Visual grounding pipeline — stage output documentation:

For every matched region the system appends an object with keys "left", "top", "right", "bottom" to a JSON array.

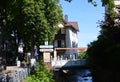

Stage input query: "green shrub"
[
  {"left": 78, "top": 52, "right": 87, "bottom": 59},
  {"left": 25, "top": 61, "right": 54, "bottom": 82}
]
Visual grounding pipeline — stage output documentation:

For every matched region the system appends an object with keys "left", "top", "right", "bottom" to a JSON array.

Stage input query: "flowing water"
[
  {"left": 54, "top": 68, "right": 92, "bottom": 82},
  {"left": 65, "top": 69, "right": 92, "bottom": 82}
]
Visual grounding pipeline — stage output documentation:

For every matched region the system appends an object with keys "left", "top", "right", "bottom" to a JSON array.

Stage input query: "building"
[
  {"left": 105, "top": 0, "right": 120, "bottom": 13},
  {"left": 105, "top": 0, "right": 120, "bottom": 25},
  {"left": 78, "top": 47, "right": 87, "bottom": 52},
  {"left": 114, "top": 0, "right": 120, "bottom": 14},
  {"left": 114, "top": 0, "right": 120, "bottom": 5},
  {"left": 54, "top": 16, "right": 79, "bottom": 59}
]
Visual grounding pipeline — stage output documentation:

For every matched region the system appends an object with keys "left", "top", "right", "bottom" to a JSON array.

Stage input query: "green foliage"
[
  {"left": 65, "top": 0, "right": 114, "bottom": 7},
  {"left": 1, "top": 0, "right": 63, "bottom": 52},
  {"left": 78, "top": 52, "right": 88, "bottom": 59},
  {"left": 25, "top": 61, "right": 55, "bottom": 82},
  {"left": 89, "top": 0, "right": 115, "bottom": 10},
  {"left": 87, "top": 13, "right": 120, "bottom": 70},
  {"left": 65, "top": 0, "right": 115, "bottom": 17},
  {"left": 44, "top": 0, "right": 63, "bottom": 44}
]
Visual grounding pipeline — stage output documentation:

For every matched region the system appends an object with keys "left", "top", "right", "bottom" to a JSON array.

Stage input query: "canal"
[{"left": 53, "top": 68, "right": 92, "bottom": 82}]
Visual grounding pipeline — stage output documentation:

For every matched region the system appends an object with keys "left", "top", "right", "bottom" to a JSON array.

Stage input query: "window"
[
  {"left": 61, "top": 40, "right": 65, "bottom": 47},
  {"left": 61, "top": 28, "right": 65, "bottom": 34},
  {"left": 58, "top": 40, "right": 61, "bottom": 47}
]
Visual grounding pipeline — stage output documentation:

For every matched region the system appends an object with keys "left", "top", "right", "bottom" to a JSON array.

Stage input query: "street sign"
[
  {"left": 39, "top": 45, "right": 53, "bottom": 49},
  {"left": 40, "top": 49, "right": 53, "bottom": 52}
]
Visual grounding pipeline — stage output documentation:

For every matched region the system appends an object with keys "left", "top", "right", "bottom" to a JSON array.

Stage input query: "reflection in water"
[{"left": 67, "top": 69, "right": 92, "bottom": 82}]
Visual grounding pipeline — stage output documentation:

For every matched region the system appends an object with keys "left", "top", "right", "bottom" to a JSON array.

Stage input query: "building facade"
[
  {"left": 54, "top": 18, "right": 79, "bottom": 59},
  {"left": 114, "top": 0, "right": 120, "bottom": 5},
  {"left": 114, "top": 0, "right": 120, "bottom": 14},
  {"left": 105, "top": 0, "right": 120, "bottom": 13}
]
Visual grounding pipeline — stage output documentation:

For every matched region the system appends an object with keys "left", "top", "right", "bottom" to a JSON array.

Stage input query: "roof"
[
  {"left": 78, "top": 47, "right": 87, "bottom": 52},
  {"left": 62, "top": 19, "right": 79, "bottom": 31}
]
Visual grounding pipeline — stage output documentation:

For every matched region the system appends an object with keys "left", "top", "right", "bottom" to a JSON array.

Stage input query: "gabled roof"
[
  {"left": 65, "top": 22, "right": 79, "bottom": 31},
  {"left": 62, "top": 19, "right": 79, "bottom": 31}
]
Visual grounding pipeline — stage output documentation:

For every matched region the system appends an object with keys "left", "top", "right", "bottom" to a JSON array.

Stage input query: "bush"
[
  {"left": 78, "top": 52, "right": 87, "bottom": 59},
  {"left": 24, "top": 61, "right": 54, "bottom": 82}
]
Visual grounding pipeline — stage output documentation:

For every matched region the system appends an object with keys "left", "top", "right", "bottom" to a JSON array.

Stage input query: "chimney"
[{"left": 64, "top": 14, "right": 68, "bottom": 22}]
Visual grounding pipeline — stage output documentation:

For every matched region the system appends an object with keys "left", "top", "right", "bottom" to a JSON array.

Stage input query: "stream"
[{"left": 54, "top": 68, "right": 92, "bottom": 82}]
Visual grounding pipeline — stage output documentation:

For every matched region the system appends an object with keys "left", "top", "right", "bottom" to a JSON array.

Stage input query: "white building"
[
  {"left": 114, "top": 0, "right": 120, "bottom": 5},
  {"left": 105, "top": 0, "right": 120, "bottom": 13},
  {"left": 54, "top": 17, "right": 79, "bottom": 59},
  {"left": 114, "top": 0, "right": 120, "bottom": 14}
]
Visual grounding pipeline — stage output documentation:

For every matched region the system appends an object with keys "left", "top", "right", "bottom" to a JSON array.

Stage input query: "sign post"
[{"left": 39, "top": 45, "right": 53, "bottom": 52}]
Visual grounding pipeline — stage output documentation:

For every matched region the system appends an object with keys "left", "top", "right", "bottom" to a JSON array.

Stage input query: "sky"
[{"left": 59, "top": 0, "right": 105, "bottom": 47}]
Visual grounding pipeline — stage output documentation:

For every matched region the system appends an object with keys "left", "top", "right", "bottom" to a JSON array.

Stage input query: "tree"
[
  {"left": 2, "top": 0, "right": 62, "bottom": 52},
  {"left": 87, "top": 10, "right": 120, "bottom": 82},
  {"left": 21, "top": 0, "right": 49, "bottom": 51},
  {"left": 65, "top": 0, "right": 115, "bottom": 17},
  {"left": 65, "top": 0, "right": 114, "bottom": 7},
  {"left": 44, "top": 0, "right": 62, "bottom": 44}
]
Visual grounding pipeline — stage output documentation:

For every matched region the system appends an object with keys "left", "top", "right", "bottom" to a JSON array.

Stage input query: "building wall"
[
  {"left": 114, "top": 0, "right": 120, "bottom": 5},
  {"left": 105, "top": 0, "right": 120, "bottom": 13},
  {"left": 65, "top": 27, "right": 78, "bottom": 58},
  {"left": 54, "top": 25, "right": 78, "bottom": 59},
  {"left": 54, "top": 40, "right": 57, "bottom": 48},
  {"left": 65, "top": 27, "right": 71, "bottom": 55}
]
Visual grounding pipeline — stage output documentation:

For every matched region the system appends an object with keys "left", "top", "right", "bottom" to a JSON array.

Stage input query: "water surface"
[{"left": 66, "top": 69, "right": 92, "bottom": 82}]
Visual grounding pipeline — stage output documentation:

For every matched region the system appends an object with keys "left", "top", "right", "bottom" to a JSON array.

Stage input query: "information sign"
[
  {"left": 40, "top": 49, "right": 53, "bottom": 52},
  {"left": 39, "top": 45, "right": 53, "bottom": 49},
  {"left": 43, "top": 52, "right": 50, "bottom": 62}
]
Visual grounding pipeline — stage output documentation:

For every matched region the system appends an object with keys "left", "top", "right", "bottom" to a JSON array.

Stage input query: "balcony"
[{"left": 55, "top": 34, "right": 65, "bottom": 40}]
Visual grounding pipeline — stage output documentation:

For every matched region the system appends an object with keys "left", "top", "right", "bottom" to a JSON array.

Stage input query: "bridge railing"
[
  {"left": 51, "top": 54, "right": 78, "bottom": 61},
  {"left": 51, "top": 59, "right": 86, "bottom": 69}
]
